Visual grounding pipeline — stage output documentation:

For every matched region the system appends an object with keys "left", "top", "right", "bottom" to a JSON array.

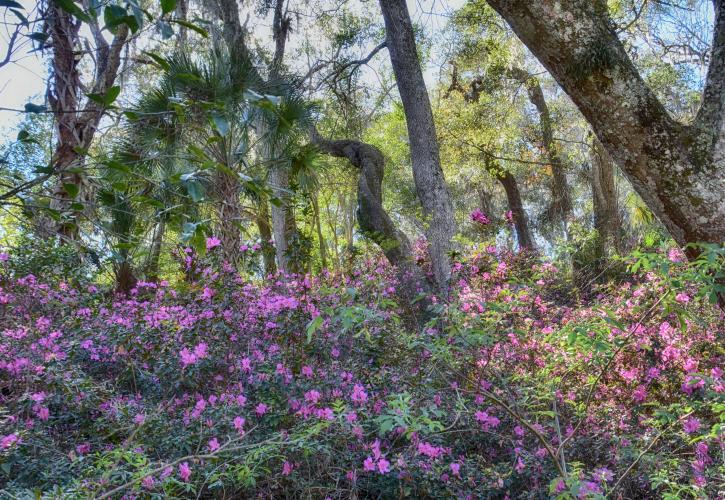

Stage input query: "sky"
[{"left": 0, "top": 0, "right": 464, "bottom": 138}]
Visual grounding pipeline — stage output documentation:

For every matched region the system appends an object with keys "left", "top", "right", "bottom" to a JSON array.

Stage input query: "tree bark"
[
  {"left": 213, "top": 169, "right": 242, "bottom": 266},
  {"left": 256, "top": 198, "right": 277, "bottom": 276},
  {"left": 311, "top": 192, "right": 328, "bottom": 270},
  {"left": 379, "top": 0, "right": 458, "bottom": 294},
  {"left": 487, "top": 0, "right": 725, "bottom": 256},
  {"left": 46, "top": 5, "right": 128, "bottom": 240},
  {"left": 145, "top": 216, "right": 166, "bottom": 281},
  {"left": 496, "top": 170, "right": 536, "bottom": 251},
  {"left": 313, "top": 129, "right": 433, "bottom": 318},
  {"left": 264, "top": 0, "right": 298, "bottom": 273},
  {"left": 590, "top": 137, "right": 621, "bottom": 255},
  {"left": 508, "top": 67, "right": 573, "bottom": 225}
]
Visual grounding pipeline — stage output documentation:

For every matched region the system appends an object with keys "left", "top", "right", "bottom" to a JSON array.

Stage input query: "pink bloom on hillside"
[
  {"left": 255, "top": 403, "right": 268, "bottom": 416},
  {"left": 141, "top": 475, "right": 155, "bottom": 489},
  {"left": 75, "top": 443, "right": 91, "bottom": 455},
  {"left": 417, "top": 441, "right": 445, "bottom": 459},
  {"left": 178, "top": 462, "right": 192, "bottom": 482},
  {"left": 179, "top": 348, "right": 197, "bottom": 368},
  {"left": 351, "top": 384, "right": 368, "bottom": 405},
  {"left": 233, "top": 416, "right": 245, "bottom": 433},
  {"left": 208, "top": 437, "right": 220, "bottom": 452},
  {"left": 632, "top": 385, "right": 647, "bottom": 403},
  {"left": 1, "top": 433, "right": 20, "bottom": 449},
  {"left": 282, "top": 461, "right": 293, "bottom": 476},
  {"left": 675, "top": 293, "right": 690, "bottom": 304},
  {"left": 450, "top": 462, "right": 461, "bottom": 476},
  {"left": 193, "top": 342, "right": 208, "bottom": 359},
  {"left": 363, "top": 456, "right": 376, "bottom": 472},
  {"left": 304, "top": 390, "right": 321, "bottom": 405},
  {"left": 475, "top": 411, "right": 500, "bottom": 430},
  {"left": 206, "top": 237, "right": 221, "bottom": 250},
  {"left": 470, "top": 208, "right": 490, "bottom": 225},
  {"left": 36, "top": 407, "right": 49, "bottom": 421},
  {"left": 683, "top": 417, "right": 701, "bottom": 434},
  {"left": 377, "top": 458, "right": 390, "bottom": 474}
]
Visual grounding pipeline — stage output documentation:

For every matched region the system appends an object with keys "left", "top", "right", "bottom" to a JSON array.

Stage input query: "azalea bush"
[{"left": 0, "top": 243, "right": 722, "bottom": 498}]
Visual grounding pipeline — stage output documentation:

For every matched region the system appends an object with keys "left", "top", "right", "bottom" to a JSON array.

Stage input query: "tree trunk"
[
  {"left": 487, "top": 0, "right": 725, "bottom": 256},
  {"left": 313, "top": 129, "right": 433, "bottom": 320},
  {"left": 145, "top": 216, "right": 166, "bottom": 281},
  {"left": 265, "top": 0, "right": 297, "bottom": 273},
  {"left": 268, "top": 166, "right": 299, "bottom": 273},
  {"left": 496, "top": 170, "right": 536, "bottom": 251},
  {"left": 311, "top": 192, "right": 328, "bottom": 270},
  {"left": 46, "top": 5, "right": 128, "bottom": 240},
  {"left": 213, "top": 169, "right": 242, "bottom": 266},
  {"left": 379, "top": 0, "right": 458, "bottom": 294},
  {"left": 256, "top": 199, "right": 277, "bottom": 276},
  {"left": 591, "top": 137, "right": 621, "bottom": 256},
  {"left": 508, "top": 67, "right": 573, "bottom": 225}
]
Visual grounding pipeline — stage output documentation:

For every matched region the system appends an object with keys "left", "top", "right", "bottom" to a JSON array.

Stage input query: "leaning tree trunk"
[
  {"left": 487, "top": 0, "right": 725, "bottom": 257},
  {"left": 591, "top": 137, "right": 621, "bottom": 256},
  {"left": 46, "top": 5, "right": 128, "bottom": 240},
  {"left": 313, "top": 129, "right": 434, "bottom": 320},
  {"left": 379, "top": 0, "right": 458, "bottom": 294},
  {"left": 508, "top": 67, "right": 573, "bottom": 226},
  {"left": 496, "top": 170, "right": 536, "bottom": 251}
]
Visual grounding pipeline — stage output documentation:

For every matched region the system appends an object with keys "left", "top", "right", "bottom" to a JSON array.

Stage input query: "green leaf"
[
  {"left": 27, "top": 32, "right": 49, "bottom": 43},
  {"left": 17, "top": 130, "right": 31, "bottom": 142},
  {"left": 55, "top": 0, "right": 92, "bottom": 22},
  {"left": 185, "top": 180, "right": 204, "bottom": 202},
  {"left": 103, "top": 4, "right": 129, "bottom": 32},
  {"left": 104, "top": 160, "right": 131, "bottom": 173},
  {"left": 141, "top": 51, "right": 170, "bottom": 71},
  {"left": 211, "top": 111, "right": 230, "bottom": 136},
  {"left": 87, "top": 85, "right": 120, "bottom": 107},
  {"left": 0, "top": 0, "right": 23, "bottom": 9},
  {"left": 170, "top": 18, "right": 208, "bottom": 37},
  {"left": 305, "top": 315, "right": 323, "bottom": 343},
  {"left": 11, "top": 7, "right": 27, "bottom": 24},
  {"left": 63, "top": 183, "right": 80, "bottom": 198},
  {"left": 33, "top": 165, "right": 54, "bottom": 174},
  {"left": 24, "top": 102, "right": 47, "bottom": 113},
  {"left": 158, "top": 20, "right": 174, "bottom": 39},
  {"left": 160, "top": 0, "right": 176, "bottom": 15}
]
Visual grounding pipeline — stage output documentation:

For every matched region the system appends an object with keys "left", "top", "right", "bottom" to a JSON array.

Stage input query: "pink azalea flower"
[
  {"left": 675, "top": 293, "right": 690, "bottom": 304},
  {"left": 206, "top": 237, "right": 221, "bottom": 250},
  {"left": 470, "top": 208, "right": 490, "bottom": 225},
  {"left": 351, "top": 384, "right": 368, "bottom": 405},
  {"left": 282, "top": 461, "right": 293, "bottom": 476},
  {"left": 208, "top": 437, "right": 220, "bottom": 452},
  {"left": 178, "top": 462, "right": 192, "bottom": 482},
  {"left": 1, "top": 433, "right": 20, "bottom": 449},
  {"left": 255, "top": 403, "right": 268, "bottom": 416},
  {"left": 233, "top": 416, "right": 245, "bottom": 433},
  {"left": 363, "top": 456, "right": 376, "bottom": 472},
  {"left": 683, "top": 417, "right": 701, "bottom": 434},
  {"left": 141, "top": 475, "right": 155, "bottom": 489}
]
